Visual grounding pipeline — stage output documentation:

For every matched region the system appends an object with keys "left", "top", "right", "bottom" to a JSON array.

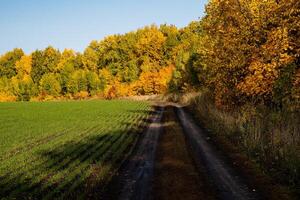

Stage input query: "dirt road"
[
  {"left": 107, "top": 104, "right": 260, "bottom": 200},
  {"left": 152, "top": 106, "right": 216, "bottom": 200}
]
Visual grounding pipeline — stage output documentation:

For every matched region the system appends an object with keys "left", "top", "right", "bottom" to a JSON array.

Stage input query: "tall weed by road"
[{"left": 187, "top": 92, "right": 300, "bottom": 189}]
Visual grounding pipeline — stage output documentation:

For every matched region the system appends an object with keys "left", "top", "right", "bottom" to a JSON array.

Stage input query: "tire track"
[
  {"left": 116, "top": 106, "right": 164, "bottom": 200},
  {"left": 175, "top": 106, "right": 260, "bottom": 200}
]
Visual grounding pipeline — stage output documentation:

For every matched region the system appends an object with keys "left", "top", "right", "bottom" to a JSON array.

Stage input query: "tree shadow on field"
[
  {"left": 102, "top": 105, "right": 164, "bottom": 200},
  {"left": 0, "top": 109, "right": 153, "bottom": 200}
]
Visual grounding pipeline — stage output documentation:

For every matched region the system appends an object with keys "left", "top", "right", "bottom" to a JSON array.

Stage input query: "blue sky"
[{"left": 0, "top": 0, "right": 207, "bottom": 54}]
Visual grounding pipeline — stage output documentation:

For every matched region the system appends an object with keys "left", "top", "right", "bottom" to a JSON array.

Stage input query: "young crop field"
[{"left": 0, "top": 100, "right": 151, "bottom": 199}]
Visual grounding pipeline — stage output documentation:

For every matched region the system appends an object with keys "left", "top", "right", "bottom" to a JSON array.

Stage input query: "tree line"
[
  {"left": 0, "top": 0, "right": 299, "bottom": 111},
  {"left": 0, "top": 24, "right": 188, "bottom": 101}
]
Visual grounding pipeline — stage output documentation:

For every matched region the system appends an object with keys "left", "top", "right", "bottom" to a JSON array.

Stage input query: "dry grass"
[{"left": 167, "top": 91, "right": 300, "bottom": 195}]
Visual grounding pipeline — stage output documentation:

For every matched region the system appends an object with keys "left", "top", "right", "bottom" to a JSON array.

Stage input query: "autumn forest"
[{"left": 0, "top": 0, "right": 299, "bottom": 109}]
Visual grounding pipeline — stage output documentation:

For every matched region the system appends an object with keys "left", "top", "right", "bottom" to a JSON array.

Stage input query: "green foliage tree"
[
  {"left": 83, "top": 41, "right": 101, "bottom": 71},
  {"left": 0, "top": 48, "right": 24, "bottom": 78},
  {"left": 67, "top": 70, "right": 87, "bottom": 95},
  {"left": 160, "top": 24, "right": 180, "bottom": 65},
  {"left": 39, "top": 73, "right": 61, "bottom": 97},
  {"left": 86, "top": 71, "right": 101, "bottom": 95},
  {"left": 11, "top": 76, "right": 36, "bottom": 101},
  {"left": 120, "top": 60, "right": 139, "bottom": 83},
  {"left": 31, "top": 46, "right": 61, "bottom": 85},
  {"left": 56, "top": 49, "right": 77, "bottom": 94},
  {"left": 30, "top": 50, "right": 45, "bottom": 84}
]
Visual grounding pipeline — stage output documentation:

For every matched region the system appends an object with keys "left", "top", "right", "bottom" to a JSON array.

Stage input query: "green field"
[{"left": 0, "top": 100, "right": 151, "bottom": 199}]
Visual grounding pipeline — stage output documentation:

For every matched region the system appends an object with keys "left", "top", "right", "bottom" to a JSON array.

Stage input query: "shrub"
[
  {"left": 0, "top": 92, "right": 17, "bottom": 102},
  {"left": 74, "top": 91, "right": 89, "bottom": 100}
]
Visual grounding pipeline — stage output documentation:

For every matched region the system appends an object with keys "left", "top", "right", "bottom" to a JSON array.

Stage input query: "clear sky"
[{"left": 0, "top": 0, "right": 208, "bottom": 54}]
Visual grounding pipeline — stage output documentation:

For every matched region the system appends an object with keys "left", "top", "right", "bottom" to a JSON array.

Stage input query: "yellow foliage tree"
[
  {"left": 136, "top": 25, "right": 166, "bottom": 71},
  {"left": 134, "top": 66, "right": 174, "bottom": 95},
  {"left": 15, "top": 55, "right": 32, "bottom": 78},
  {"left": 56, "top": 49, "right": 76, "bottom": 72},
  {"left": 201, "top": 0, "right": 300, "bottom": 106}
]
